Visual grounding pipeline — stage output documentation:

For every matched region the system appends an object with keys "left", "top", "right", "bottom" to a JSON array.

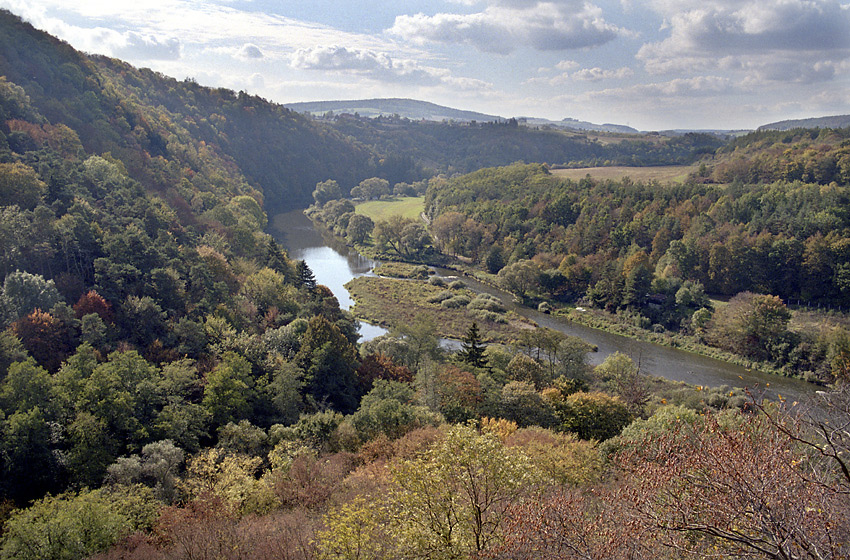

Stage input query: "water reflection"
[{"left": 269, "top": 209, "right": 387, "bottom": 340}]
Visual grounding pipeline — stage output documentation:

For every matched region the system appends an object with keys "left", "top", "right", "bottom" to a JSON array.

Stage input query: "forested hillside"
[
  {"left": 0, "top": 9, "right": 848, "bottom": 560},
  {"left": 710, "top": 127, "right": 850, "bottom": 186},
  {"left": 423, "top": 158, "right": 850, "bottom": 379},
  {"left": 319, "top": 114, "right": 723, "bottom": 174},
  {"left": 0, "top": 10, "right": 379, "bottom": 212}
]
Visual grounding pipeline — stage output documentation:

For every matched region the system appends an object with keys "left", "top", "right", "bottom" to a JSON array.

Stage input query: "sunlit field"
[
  {"left": 355, "top": 196, "right": 425, "bottom": 221},
  {"left": 551, "top": 165, "right": 698, "bottom": 183}
]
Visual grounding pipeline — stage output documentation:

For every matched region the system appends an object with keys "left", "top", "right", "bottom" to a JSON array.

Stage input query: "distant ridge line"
[
  {"left": 758, "top": 114, "right": 850, "bottom": 131},
  {"left": 283, "top": 98, "right": 503, "bottom": 123}
]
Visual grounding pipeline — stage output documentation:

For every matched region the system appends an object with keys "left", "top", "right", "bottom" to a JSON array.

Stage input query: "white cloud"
[
  {"left": 289, "top": 46, "right": 432, "bottom": 85},
  {"left": 555, "top": 59, "right": 580, "bottom": 71},
  {"left": 249, "top": 73, "right": 264, "bottom": 89},
  {"left": 239, "top": 44, "right": 264, "bottom": 59},
  {"left": 526, "top": 62, "right": 633, "bottom": 84},
  {"left": 639, "top": 0, "right": 850, "bottom": 83},
  {"left": 1, "top": 0, "right": 401, "bottom": 54},
  {"left": 389, "top": 1, "right": 625, "bottom": 54},
  {"left": 572, "top": 66, "right": 634, "bottom": 81},
  {"left": 113, "top": 31, "right": 182, "bottom": 60},
  {"left": 289, "top": 45, "right": 492, "bottom": 90},
  {"left": 584, "top": 76, "right": 733, "bottom": 100}
]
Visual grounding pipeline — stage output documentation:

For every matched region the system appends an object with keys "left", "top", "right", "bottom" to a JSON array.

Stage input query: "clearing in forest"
[
  {"left": 355, "top": 196, "right": 425, "bottom": 221},
  {"left": 551, "top": 165, "right": 698, "bottom": 183}
]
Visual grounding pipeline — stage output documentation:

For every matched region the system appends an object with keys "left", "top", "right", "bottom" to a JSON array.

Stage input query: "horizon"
[{"left": 2, "top": 1, "right": 849, "bottom": 131}]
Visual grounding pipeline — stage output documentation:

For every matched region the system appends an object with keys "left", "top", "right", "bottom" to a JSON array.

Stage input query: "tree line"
[{"left": 423, "top": 162, "right": 850, "bottom": 381}]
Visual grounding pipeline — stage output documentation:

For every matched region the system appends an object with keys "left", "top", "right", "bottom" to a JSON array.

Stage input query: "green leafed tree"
[
  {"left": 346, "top": 212, "right": 374, "bottom": 244},
  {"left": 390, "top": 423, "right": 546, "bottom": 559},
  {"left": 295, "top": 315, "right": 360, "bottom": 413},
  {"left": 0, "top": 162, "right": 46, "bottom": 210},
  {"left": 708, "top": 291, "right": 792, "bottom": 361},
  {"left": 0, "top": 487, "right": 159, "bottom": 560},
  {"left": 313, "top": 179, "right": 342, "bottom": 205},
  {"left": 202, "top": 351, "right": 255, "bottom": 428}
]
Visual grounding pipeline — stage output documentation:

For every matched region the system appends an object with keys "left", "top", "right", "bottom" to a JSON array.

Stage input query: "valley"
[{"left": 0, "top": 8, "right": 848, "bottom": 559}]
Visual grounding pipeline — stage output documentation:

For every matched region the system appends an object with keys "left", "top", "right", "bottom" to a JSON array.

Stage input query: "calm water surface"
[
  {"left": 269, "top": 209, "right": 387, "bottom": 340},
  {"left": 270, "top": 209, "right": 816, "bottom": 403}
]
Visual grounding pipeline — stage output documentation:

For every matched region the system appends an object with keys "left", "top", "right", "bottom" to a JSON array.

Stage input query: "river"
[{"left": 270, "top": 209, "right": 816, "bottom": 403}]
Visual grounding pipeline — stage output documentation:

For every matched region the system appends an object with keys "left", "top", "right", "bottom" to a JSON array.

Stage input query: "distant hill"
[
  {"left": 520, "top": 116, "right": 638, "bottom": 134},
  {"left": 758, "top": 115, "right": 850, "bottom": 131},
  {"left": 285, "top": 98, "right": 502, "bottom": 123},
  {"left": 286, "top": 98, "right": 639, "bottom": 134},
  {"left": 322, "top": 116, "right": 724, "bottom": 174}
]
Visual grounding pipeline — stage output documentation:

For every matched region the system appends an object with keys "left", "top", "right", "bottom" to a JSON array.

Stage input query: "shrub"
[
  {"left": 470, "top": 309, "right": 508, "bottom": 324},
  {"left": 427, "top": 290, "right": 454, "bottom": 303},
  {"left": 467, "top": 296, "right": 506, "bottom": 313},
  {"left": 441, "top": 295, "right": 471, "bottom": 308}
]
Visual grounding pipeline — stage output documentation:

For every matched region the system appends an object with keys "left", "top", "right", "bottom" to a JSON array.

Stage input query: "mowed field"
[
  {"left": 355, "top": 196, "right": 425, "bottom": 221},
  {"left": 551, "top": 165, "right": 698, "bottom": 183}
]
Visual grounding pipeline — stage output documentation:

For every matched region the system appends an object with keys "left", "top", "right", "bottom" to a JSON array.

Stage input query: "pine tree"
[
  {"left": 295, "top": 260, "right": 317, "bottom": 290},
  {"left": 265, "top": 239, "right": 292, "bottom": 280},
  {"left": 458, "top": 322, "right": 487, "bottom": 368}
]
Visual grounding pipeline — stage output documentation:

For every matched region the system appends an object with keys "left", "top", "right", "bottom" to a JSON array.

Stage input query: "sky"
[{"left": 2, "top": 0, "right": 849, "bottom": 130}]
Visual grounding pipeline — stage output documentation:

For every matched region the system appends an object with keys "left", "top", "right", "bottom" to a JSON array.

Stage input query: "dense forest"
[
  {"left": 417, "top": 159, "right": 850, "bottom": 380},
  {"left": 314, "top": 113, "right": 724, "bottom": 174},
  {"left": 0, "top": 9, "right": 849, "bottom": 560}
]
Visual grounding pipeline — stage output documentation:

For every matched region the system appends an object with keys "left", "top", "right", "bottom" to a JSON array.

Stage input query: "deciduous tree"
[{"left": 390, "top": 424, "right": 546, "bottom": 559}]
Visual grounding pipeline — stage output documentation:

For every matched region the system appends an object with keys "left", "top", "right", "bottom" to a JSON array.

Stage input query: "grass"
[
  {"left": 789, "top": 307, "right": 850, "bottom": 339},
  {"left": 551, "top": 165, "right": 698, "bottom": 184},
  {"left": 373, "top": 262, "right": 430, "bottom": 279},
  {"left": 355, "top": 196, "right": 425, "bottom": 221},
  {"left": 345, "top": 276, "right": 536, "bottom": 343}
]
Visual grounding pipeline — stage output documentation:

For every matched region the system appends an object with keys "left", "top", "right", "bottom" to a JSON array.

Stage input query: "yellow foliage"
[
  {"left": 480, "top": 417, "right": 518, "bottom": 441},
  {"left": 315, "top": 496, "right": 391, "bottom": 560},
  {"left": 181, "top": 448, "right": 279, "bottom": 516}
]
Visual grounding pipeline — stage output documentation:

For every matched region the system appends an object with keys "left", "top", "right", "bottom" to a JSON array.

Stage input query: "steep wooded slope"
[{"left": 0, "top": 9, "right": 377, "bottom": 211}]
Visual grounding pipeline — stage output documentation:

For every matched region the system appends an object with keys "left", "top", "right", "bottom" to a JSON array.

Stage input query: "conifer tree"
[
  {"left": 295, "top": 260, "right": 317, "bottom": 290},
  {"left": 458, "top": 322, "right": 487, "bottom": 368}
]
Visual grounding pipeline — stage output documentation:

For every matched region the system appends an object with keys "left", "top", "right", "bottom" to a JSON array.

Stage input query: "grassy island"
[{"left": 345, "top": 273, "right": 536, "bottom": 343}]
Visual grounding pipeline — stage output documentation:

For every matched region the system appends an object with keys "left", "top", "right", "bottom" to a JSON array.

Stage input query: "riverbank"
[
  {"left": 271, "top": 208, "right": 818, "bottom": 402},
  {"left": 301, "top": 208, "right": 796, "bottom": 376},
  {"left": 556, "top": 307, "right": 795, "bottom": 378},
  {"left": 345, "top": 268, "right": 537, "bottom": 344}
]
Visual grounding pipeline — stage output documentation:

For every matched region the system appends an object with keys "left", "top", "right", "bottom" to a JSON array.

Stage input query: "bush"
[
  {"left": 554, "top": 391, "right": 633, "bottom": 441},
  {"left": 441, "top": 295, "right": 471, "bottom": 309},
  {"left": 427, "top": 290, "right": 454, "bottom": 303},
  {"left": 467, "top": 296, "right": 506, "bottom": 313},
  {"left": 470, "top": 309, "right": 508, "bottom": 324}
]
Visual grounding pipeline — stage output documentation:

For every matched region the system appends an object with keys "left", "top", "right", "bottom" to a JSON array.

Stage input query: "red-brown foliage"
[
  {"left": 391, "top": 425, "right": 444, "bottom": 459},
  {"left": 356, "top": 352, "right": 414, "bottom": 392},
  {"left": 273, "top": 452, "right": 359, "bottom": 510},
  {"left": 12, "top": 308, "right": 73, "bottom": 371},
  {"left": 485, "top": 486, "right": 657, "bottom": 560},
  {"left": 616, "top": 412, "right": 849, "bottom": 558},
  {"left": 73, "top": 290, "right": 113, "bottom": 322},
  {"left": 436, "top": 364, "right": 482, "bottom": 422},
  {"left": 92, "top": 495, "right": 319, "bottom": 560}
]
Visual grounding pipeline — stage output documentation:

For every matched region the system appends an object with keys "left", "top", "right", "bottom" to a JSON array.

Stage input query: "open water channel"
[{"left": 270, "top": 209, "right": 817, "bottom": 404}]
